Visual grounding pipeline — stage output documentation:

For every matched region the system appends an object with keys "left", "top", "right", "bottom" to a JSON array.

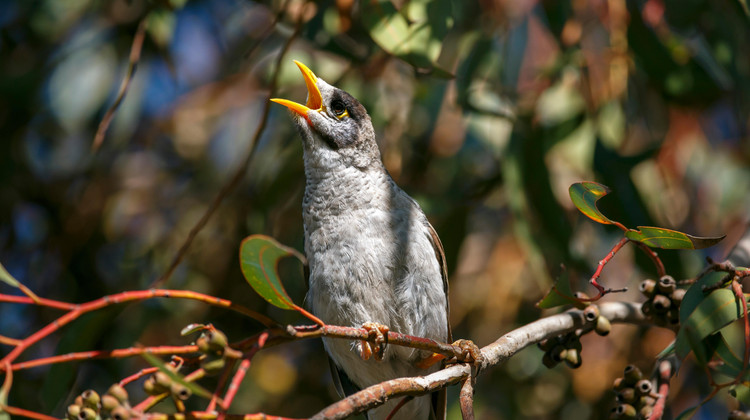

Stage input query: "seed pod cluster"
[
  {"left": 142, "top": 364, "right": 193, "bottom": 401},
  {"left": 538, "top": 331, "right": 584, "bottom": 369},
  {"left": 66, "top": 385, "right": 131, "bottom": 420},
  {"left": 195, "top": 327, "right": 229, "bottom": 376},
  {"left": 639, "top": 275, "right": 685, "bottom": 327},
  {"left": 610, "top": 365, "right": 656, "bottom": 419}
]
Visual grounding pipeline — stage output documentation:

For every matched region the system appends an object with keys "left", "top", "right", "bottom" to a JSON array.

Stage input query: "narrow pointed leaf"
[
  {"left": 239, "top": 234, "right": 305, "bottom": 310},
  {"left": 675, "top": 288, "right": 742, "bottom": 361},
  {"left": 537, "top": 270, "right": 580, "bottom": 309},
  {"left": 0, "top": 262, "right": 20, "bottom": 288},
  {"left": 141, "top": 352, "right": 212, "bottom": 399},
  {"left": 180, "top": 323, "right": 207, "bottom": 336},
  {"left": 625, "top": 226, "right": 725, "bottom": 249},
  {"left": 568, "top": 182, "right": 616, "bottom": 225}
]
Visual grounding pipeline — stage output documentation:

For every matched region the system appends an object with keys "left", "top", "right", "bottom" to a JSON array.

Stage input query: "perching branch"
[{"left": 310, "top": 302, "right": 646, "bottom": 419}]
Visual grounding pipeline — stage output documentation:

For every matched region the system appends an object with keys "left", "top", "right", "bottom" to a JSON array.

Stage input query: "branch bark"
[{"left": 311, "top": 301, "right": 646, "bottom": 419}]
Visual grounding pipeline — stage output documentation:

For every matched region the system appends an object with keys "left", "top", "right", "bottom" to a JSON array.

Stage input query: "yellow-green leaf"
[
  {"left": 568, "top": 182, "right": 616, "bottom": 225},
  {"left": 625, "top": 226, "right": 725, "bottom": 249},
  {"left": 0, "top": 262, "right": 20, "bottom": 288},
  {"left": 239, "top": 234, "right": 304, "bottom": 310}
]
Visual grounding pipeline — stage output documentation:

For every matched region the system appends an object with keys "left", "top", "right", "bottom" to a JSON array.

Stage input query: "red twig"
[
  {"left": 120, "top": 366, "right": 158, "bottom": 386},
  {"left": 635, "top": 241, "right": 667, "bottom": 277},
  {"left": 10, "top": 345, "right": 198, "bottom": 371},
  {"left": 648, "top": 360, "right": 674, "bottom": 420},
  {"left": 92, "top": 17, "right": 147, "bottom": 151},
  {"left": 731, "top": 278, "right": 749, "bottom": 377},
  {"left": 207, "top": 358, "right": 236, "bottom": 412},
  {"left": 0, "top": 405, "right": 60, "bottom": 420},
  {"left": 0, "top": 335, "right": 21, "bottom": 346},
  {"left": 0, "top": 293, "right": 77, "bottom": 311},
  {"left": 0, "top": 289, "right": 276, "bottom": 369},
  {"left": 578, "top": 237, "right": 629, "bottom": 301},
  {"left": 221, "top": 332, "right": 267, "bottom": 410}
]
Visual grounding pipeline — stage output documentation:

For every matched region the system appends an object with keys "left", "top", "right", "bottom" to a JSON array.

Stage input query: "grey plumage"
[{"left": 273, "top": 62, "right": 450, "bottom": 420}]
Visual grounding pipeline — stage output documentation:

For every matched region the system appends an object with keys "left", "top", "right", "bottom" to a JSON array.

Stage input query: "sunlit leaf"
[
  {"left": 625, "top": 226, "right": 725, "bottom": 249},
  {"left": 730, "top": 384, "right": 750, "bottom": 406},
  {"left": 239, "top": 234, "right": 305, "bottom": 310},
  {"left": 141, "top": 352, "right": 212, "bottom": 399},
  {"left": 675, "top": 288, "right": 742, "bottom": 361},
  {"left": 360, "top": 0, "right": 453, "bottom": 77},
  {"left": 180, "top": 324, "right": 207, "bottom": 336},
  {"left": 0, "top": 262, "right": 20, "bottom": 288},
  {"left": 568, "top": 182, "right": 616, "bottom": 225},
  {"left": 537, "top": 270, "right": 580, "bottom": 309}
]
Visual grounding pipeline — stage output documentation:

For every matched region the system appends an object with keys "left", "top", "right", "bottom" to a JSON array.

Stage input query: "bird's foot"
[
  {"left": 451, "top": 339, "right": 484, "bottom": 366},
  {"left": 359, "top": 322, "right": 390, "bottom": 361}
]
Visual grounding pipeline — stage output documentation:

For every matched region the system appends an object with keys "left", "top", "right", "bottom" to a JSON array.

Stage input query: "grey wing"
[
  {"left": 426, "top": 220, "right": 450, "bottom": 420},
  {"left": 329, "top": 356, "right": 360, "bottom": 398}
]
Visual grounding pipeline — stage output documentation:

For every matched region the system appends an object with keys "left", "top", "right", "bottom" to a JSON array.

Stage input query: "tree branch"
[{"left": 311, "top": 302, "right": 646, "bottom": 419}]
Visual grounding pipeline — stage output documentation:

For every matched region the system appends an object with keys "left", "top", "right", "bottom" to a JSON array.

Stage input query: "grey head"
[{"left": 271, "top": 61, "right": 381, "bottom": 171}]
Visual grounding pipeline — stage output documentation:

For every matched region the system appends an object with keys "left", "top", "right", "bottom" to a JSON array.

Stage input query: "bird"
[{"left": 271, "top": 61, "right": 452, "bottom": 420}]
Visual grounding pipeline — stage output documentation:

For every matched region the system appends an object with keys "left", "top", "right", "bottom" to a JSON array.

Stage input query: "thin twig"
[
  {"left": 149, "top": 23, "right": 301, "bottom": 289},
  {"left": 9, "top": 345, "right": 198, "bottom": 371},
  {"left": 0, "top": 289, "right": 277, "bottom": 369},
  {"left": 92, "top": 17, "right": 148, "bottom": 151}
]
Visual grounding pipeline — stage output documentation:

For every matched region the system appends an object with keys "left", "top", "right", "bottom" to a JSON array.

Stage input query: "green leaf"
[
  {"left": 0, "top": 262, "right": 20, "bottom": 288},
  {"left": 239, "top": 235, "right": 305, "bottom": 310},
  {"left": 568, "top": 182, "right": 616, "bottom": 225},
  {"left": 360, "top": 0, "right": 454, "bottom": 77},
  {"left": 711, "top": 327, "right": 744, "bottom": 378},
  {"left": 675, "top": 288, "right": 743, "bottom": 361},
  {"left": 679, "top": 272, "right": 728, "bottom": 325},
  {"left": 656, "top": 340, "right": 675, "bottom": 359},
  {"left": 537, "top": 270, "right": 580, "bottom": 309},
  {"left": 141, "top": 352, "right": 212, "bottom": 399},
  {"left": 730, "top": 384, "right": 750, "bottom": 406},
  {"left": 625, "top": 226, "right": 725, "bottom": 249}
]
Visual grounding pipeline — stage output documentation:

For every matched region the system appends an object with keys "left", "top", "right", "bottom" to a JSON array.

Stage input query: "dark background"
[{"left": 1, "top": 0, "right": 749, "bottom": 418}]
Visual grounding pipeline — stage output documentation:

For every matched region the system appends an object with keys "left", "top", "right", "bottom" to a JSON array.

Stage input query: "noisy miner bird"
[{"left": 271, "top": 61, "right": 452, "bottom": 420}]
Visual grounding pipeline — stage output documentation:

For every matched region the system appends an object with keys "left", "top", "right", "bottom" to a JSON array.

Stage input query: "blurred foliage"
[{"left": 1, "top": 0, "right": 749, "bottom": 418}]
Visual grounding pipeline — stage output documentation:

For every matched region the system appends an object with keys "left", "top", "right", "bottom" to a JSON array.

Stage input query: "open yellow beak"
[{"left": 270, "top": 61, "right": 323, "bottom": 119}]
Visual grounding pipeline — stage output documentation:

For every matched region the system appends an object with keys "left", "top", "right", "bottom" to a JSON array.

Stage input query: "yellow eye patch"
[{"left": 335, "top": 109, "right": 349, "bottom": 119}]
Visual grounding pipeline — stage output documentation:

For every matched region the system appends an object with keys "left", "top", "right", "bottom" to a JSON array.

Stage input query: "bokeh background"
[{"left": 1, "top": 0, "right": 750, "bottom": 418}]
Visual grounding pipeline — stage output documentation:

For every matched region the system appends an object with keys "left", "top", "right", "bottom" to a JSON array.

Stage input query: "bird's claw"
[
  {"left": 359, "top": 322, "right": 390, "bottom": 361},
  {"left": 451, "top": 339, "right": 484, "bottom": 366}
]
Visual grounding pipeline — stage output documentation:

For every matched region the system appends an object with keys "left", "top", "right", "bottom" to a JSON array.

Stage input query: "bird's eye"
[{"left": 330, "top": 100, "right": 348, "bottom": 119}]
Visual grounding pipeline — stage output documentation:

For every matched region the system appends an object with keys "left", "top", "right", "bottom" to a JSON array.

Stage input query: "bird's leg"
[
  {"left": 359, "top": 322, "right": 389, "bottom": 361},
  {"left": 452, "top": 339, "right": 484, "bottom": 366}
]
